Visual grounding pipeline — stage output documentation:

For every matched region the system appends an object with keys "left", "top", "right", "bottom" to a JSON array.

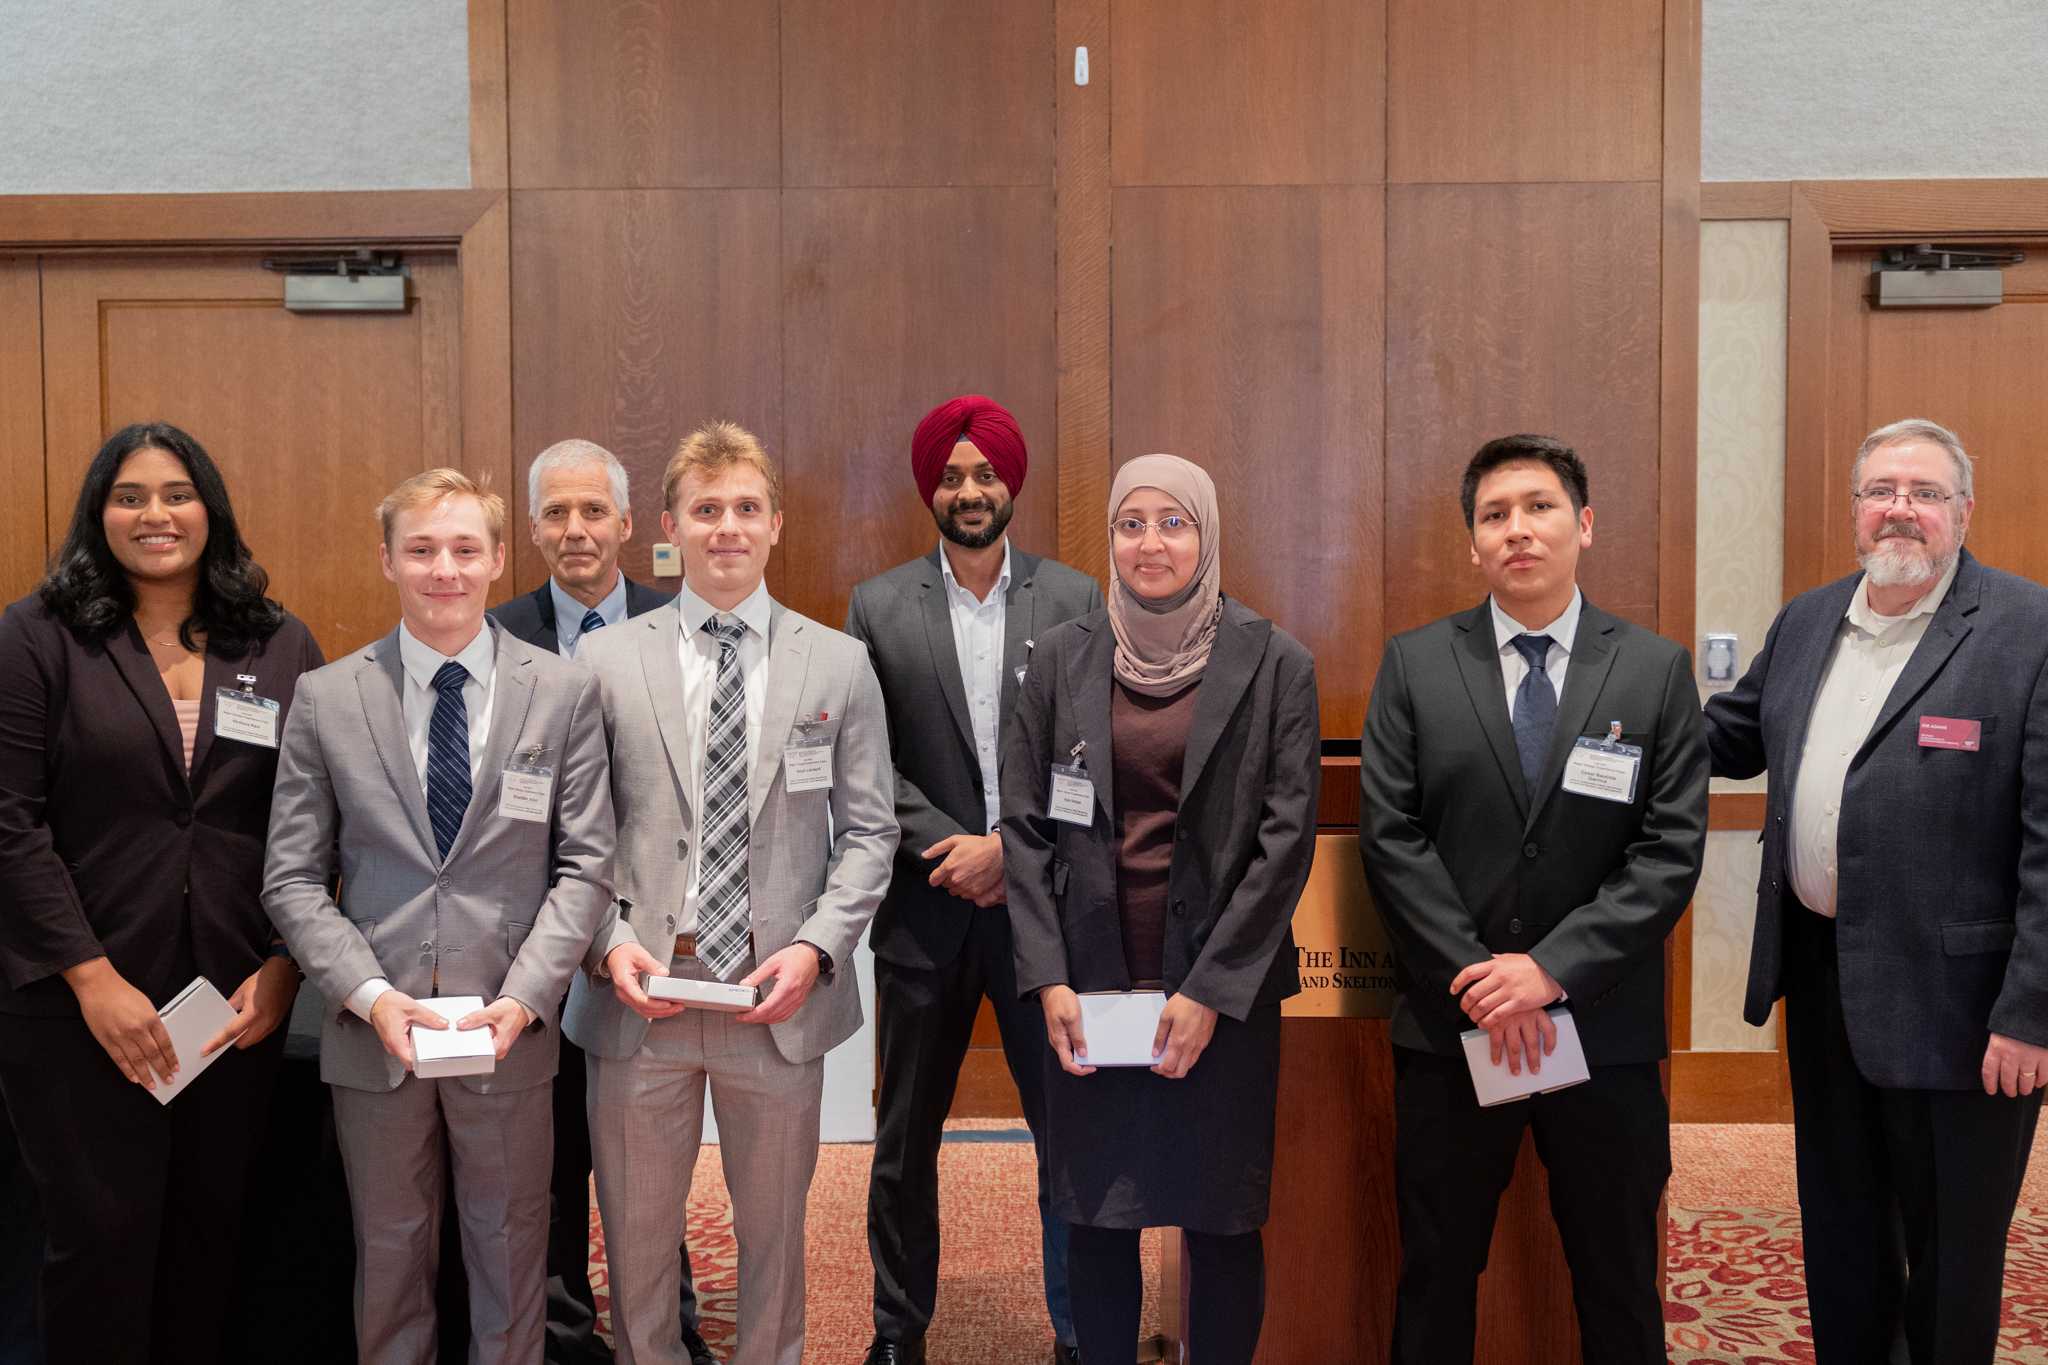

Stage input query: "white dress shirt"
[
  {"left": 940, "top": 541, "right": 1011, "bottom": 834},
  {"left": 1489, "top": 589, "right": 1582, "bottom": 712},
  {"left": 1789, "top": 558, "right": 1959, "bottom": 918},
  {"left": 347, "top": 620, "right": 502, "bottom": 1022},
  {"left": 551, "top": 572, "right": 629, "bottom": 659},
  {"left": 673, "top": 578, "right": 773, "bottom": 936}
]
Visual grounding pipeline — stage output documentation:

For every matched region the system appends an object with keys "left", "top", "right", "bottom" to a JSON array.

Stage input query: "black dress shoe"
[
  {"left": 860, "top": 1335, "right": 926, "bottom": 1365},
  {"left": 680, "top": 1322, "right": 717, "bottom": 1365}
]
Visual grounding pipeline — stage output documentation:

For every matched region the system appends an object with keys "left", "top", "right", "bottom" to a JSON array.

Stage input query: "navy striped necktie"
[
  {"left": 579, "top": 607, "right": 605, "bottom": 638},
  {"left": 426, "top": 660, "right": 472, "bottom": 862}
]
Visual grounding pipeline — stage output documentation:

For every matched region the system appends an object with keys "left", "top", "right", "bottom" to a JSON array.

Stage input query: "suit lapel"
[
  {"left": 185, "top": 647, "right": 242, "bottom": 784},
  {"left": 1524, "top": 611, "right": 1620, "bottom": 830},
  {"left": 443, "top": 624, "right": 535, "bottom": 865},
  {"left": 637, "top": 608, "right": 695, "bottom": 830},
  {"left": 1181, "top": 604, "right": 1268, "bottom": 798},
  {"left": 1450, "top": 606, "right": 1529, "bottom": 819},
  {"left": 1860, "top": 558, "right": 1978, "bottom": 758},
  {"left": 752, "top": 604, "right": 811, "bottom": 823},
  {"left": 530, "top": 583, "right": 561, "bottom": 656},
  {"left": 919, "top": 552, "right": 977, "bottom": 756},
  {"left": 1068, "top": 621, "right": 1117, "bottom": 822},
  {"left": 999, "top": 550, "right": 1038, "bottom": 729},
  {"left": 105, "top": 621, "right": 189, "bottom": 790},
  {"left": 359, "top": 632, "right": 437, "bottom": 860}
]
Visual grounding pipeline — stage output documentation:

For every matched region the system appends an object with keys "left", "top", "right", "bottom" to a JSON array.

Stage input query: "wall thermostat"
[
  {"left": 1702, "top": 633, "right": 1738, "bottom": 685},
  {"left": 651, "top": 543, "right": 681, "bottom": 578}
]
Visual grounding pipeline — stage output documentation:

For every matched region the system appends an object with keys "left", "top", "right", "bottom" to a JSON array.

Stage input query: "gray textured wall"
[
  {"left": 1705, "top": 0, "right": 2048, "bottom": 181},
  {"left": 0, "top": 0, "right": 468, "bottom": 193}
]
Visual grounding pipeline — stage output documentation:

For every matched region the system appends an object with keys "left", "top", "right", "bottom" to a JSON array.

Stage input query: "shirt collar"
[
  {"left": 939, "top": 540, "right": 1012, "bottom": 607},
  {"left": 1847, "top": 556, "right": 1959, "bottom": 636},
  {"left": 674, "top": 576, "right": 773, "bottom": 643},
  {"left": 397, "top": 618, "right": 497, "bottom": 691},
  {"left": 550, "top": 572, "right": 629, "bottom": 646},
  {"left": 1489, "top": 587, "right": 1583, "bottom": 656}
]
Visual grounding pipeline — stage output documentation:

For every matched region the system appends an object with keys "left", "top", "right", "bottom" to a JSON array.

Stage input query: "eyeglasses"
[
  {"left": 1111, "top": 515, "right": 1198, "bottom": 542},
  {"left": 1854, "top": 486, "right": 1957, "bottom": 509}
]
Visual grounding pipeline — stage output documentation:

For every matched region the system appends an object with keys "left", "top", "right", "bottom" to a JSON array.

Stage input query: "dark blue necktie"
[
  {"left": 1511, "top": 634, "right": 1556, "bottom": 800},
  {"left": 426, "top": 660, "right": 472, "bottom": 862},
  {"left": 579, "top": 607, "right": 605, "bottom": 638}
]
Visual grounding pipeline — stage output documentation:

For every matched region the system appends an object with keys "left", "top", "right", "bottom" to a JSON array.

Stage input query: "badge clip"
[{"left": 236, "top": 674, "right": 258, "bottom": 694}]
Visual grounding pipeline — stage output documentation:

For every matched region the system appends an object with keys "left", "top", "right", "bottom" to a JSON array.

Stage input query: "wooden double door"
[{"left": 0, "top": 252, "right": 479, "bottom": 662}]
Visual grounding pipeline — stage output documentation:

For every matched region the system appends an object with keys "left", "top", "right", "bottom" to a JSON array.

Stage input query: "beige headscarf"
[{"left": 1106, "top": 455, "right": 1223, "bottom": 697}]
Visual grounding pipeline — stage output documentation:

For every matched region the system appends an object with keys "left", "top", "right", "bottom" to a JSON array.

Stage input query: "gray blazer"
[
  {"left": 562, "top": 597, "right": 898, "bottom": 1066},
  {"left": 844, "top": 546, "right": 1103, "bottom": 971},
  {"left": 1705, "top": 549, "right": 2048, "bottom": 1089},
  {"left": 1003, "top": 597, "right": 1320, "bottom": 1021},
  {"left": 262, "top": 621, "right": 616, "bottom": 1095}
]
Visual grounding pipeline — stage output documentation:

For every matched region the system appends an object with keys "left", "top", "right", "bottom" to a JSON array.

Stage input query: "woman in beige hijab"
[{"left": 1002, "top": 454, "right": 1322, "bottom": 1365}]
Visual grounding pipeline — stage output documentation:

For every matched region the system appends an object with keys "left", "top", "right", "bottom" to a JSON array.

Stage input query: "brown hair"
[
  {"left": 663, "top": 421, "right": 781, "bottom": 514},
  {"left": 375, "top": 468, "right": 507, "bottom": 547}
]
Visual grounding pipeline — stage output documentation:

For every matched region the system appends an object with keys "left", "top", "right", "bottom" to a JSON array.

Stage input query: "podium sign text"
[{"left": 1282, "top": 834, "right": 1396, "bottom": 1018}]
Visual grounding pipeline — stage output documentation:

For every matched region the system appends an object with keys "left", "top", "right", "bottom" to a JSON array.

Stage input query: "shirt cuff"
[{"left": 346, "top": 978, "right": 394, "bottom": 1021}]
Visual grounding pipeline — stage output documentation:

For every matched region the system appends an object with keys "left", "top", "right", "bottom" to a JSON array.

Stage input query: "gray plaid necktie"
[{"left": 696, "top": 616, "right": 751, "bottom": 979}]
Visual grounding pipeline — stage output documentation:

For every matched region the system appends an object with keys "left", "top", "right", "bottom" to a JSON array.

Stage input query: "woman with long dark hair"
[{"left": 0, "top": 422, "right": 324, "bottom": 1364}]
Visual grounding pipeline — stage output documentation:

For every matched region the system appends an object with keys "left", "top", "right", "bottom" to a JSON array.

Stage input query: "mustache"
[{"left": 1872, "top": 522, "right": 1928, "bottom": 544}]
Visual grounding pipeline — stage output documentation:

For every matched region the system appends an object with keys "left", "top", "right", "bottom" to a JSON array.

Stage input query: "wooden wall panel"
[
  {"left": 1055, "top": 0, "right": 1112, "bottom": 583},
  {"left": 779, "top": 188, "right": 1056, "bottom": 631},
  {"left": 1384, "top": 183, "right": 1664, "bottom": 636},
  {"left": 1386, "top": 0, "right": 1662, "bottom": 184},
  {"left": 780, "top": 0, "right": 1054, "bottom": 188},
  {"left": 0, "top": 260, "right": 43, "bottom": 603},
  {"left": 509, "top": 190, "right": 783, "bottom": 594},
  {"left": 1111, "top": 186, "right": 1384, "bottom": 736},
  {"left": 1110, "top": 0, "right": 1385, "bottom": 187},
  {"left": 505, "top": 0, "right": 780, "bottom": 190}
]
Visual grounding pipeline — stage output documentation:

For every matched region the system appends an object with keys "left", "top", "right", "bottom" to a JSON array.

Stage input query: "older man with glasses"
[{"left": 1704, "top": 418, "right": 2048, "bottom": 1364}]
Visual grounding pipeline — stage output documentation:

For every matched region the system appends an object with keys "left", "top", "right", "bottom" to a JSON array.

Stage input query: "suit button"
[
  {"left": 677, "top": 839, "right": 689, "bottom": 858},
  {"left": 438, "top": 876, "right": 451, "bottom": 890},
  {"left": 1522, "top": 843, "right": 1538, "bottom": 859},
  {"left": 175, "top": 810, "right": 191, "bottom": 829},
  {"left": 1509, "top": 918, "right": 1522, "bottom": 933},
  {"left": 1173, "top": 899, "right": 1185, "bottom": 916},
  {"left": 1176, "top": 827, "right": 1188, "bottom": 841}
]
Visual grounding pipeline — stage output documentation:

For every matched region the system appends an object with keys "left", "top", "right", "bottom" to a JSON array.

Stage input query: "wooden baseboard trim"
[{"left": 1670, "top": 1048, "right": 1794, "bottom": 1123}]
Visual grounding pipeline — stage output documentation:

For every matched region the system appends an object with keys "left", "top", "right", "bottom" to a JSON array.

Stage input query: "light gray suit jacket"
[
  {"left": 563, "top": 597, "right": 898, "bottom": 1066},
  {"left": 263, "top": 621, "right": 616, "bottom": 1094}
]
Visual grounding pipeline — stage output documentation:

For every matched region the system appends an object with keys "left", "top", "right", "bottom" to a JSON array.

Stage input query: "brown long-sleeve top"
[{"left": 1110, "top": 679, "right": 1201, "bottom": 988}]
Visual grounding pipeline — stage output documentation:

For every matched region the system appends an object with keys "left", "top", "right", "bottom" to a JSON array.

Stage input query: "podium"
[{"left": 1160, "top": 754, "right": 1586, "bottom": 1363}]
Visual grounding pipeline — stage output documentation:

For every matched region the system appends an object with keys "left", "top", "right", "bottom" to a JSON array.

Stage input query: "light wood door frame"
[{"left": 0, "top": 189, "right": 516, "bottom": 596}]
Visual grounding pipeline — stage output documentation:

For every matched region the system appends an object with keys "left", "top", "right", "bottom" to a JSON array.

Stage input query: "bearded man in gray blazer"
[
  {"left": 564, "top": 422, "right": 897, "bottom": 1365},
  {"left": 265, "top": 469, "right": 616, "bottom": 1365}
]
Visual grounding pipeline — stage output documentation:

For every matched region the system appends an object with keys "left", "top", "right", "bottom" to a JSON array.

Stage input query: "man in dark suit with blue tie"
[
  {"left": 1358, "top": 435, "right": 1708, "bottom": 1364},
  {"left": 1704, "top": 418, "right": 2048, "bottom": 1363},
  {"left": 485, "top": 440, "right": 704, "bottom": 1365}
]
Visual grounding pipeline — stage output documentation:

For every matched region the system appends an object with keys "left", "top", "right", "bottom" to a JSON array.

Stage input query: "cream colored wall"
[{"left": 1691, "top": 219, "right": 1787, "bottom": 1052}]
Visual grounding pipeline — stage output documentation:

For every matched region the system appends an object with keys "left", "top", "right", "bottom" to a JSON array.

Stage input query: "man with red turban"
[{"left": 845, "top": 396, "right": 1102, "bottom": 1365}]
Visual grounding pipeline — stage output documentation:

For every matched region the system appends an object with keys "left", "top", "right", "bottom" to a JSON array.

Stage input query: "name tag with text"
[
  {"left": 1049, "top": 762, "right": 1095, "bottom": 826},
  {"left": 785, "top": 738, "right": 834, "bottom": 792},
  {"left": 1918, "top": 716, "right": 1982, "bottom": 751},
  {"left": 1561, "top": 735, "right": 1641, "bottom": 804},
  {"left": 214, "top": 686, "right": 280, "bottom": 749}
]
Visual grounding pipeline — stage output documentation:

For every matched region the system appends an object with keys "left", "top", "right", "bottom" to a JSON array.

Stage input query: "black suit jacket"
[
  {"left": 846, "top": 547, "right": 1103, "bottom": 971},
  {"left": 486, "top": 575, "right": 673, "bottom": 655},
  {"left": 1703, "top": 550, "right": 2048, "bottom": 1090},
  {"left": 1358, "top": 598, "right": 1708, "bottom": 1065},
  {"left": 0, "top": 598, "right": 325, "bottom": 1016},
  {"left": 1003, "top": 597, "right": 1320, "bottom": 1021}
]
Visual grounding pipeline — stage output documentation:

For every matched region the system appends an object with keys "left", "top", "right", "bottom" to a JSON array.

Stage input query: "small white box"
[
  {"left": 1459, "top": 1005, "right": 1591, "bottom": 1107},
  {"left": 410, "top": 996, "right": 496, "bottom": 1079},
  {"left": 1075, "top": 991, "right": 1168, "bottom": 1067},
  {"left": 642, "top": 975, "right": 760, "bottom": 1013},
  {"left": 151, "top": 976, "right": 242, "bottom": 1106}
]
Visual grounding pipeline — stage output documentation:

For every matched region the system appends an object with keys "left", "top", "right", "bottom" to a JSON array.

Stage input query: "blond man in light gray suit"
[
  {"left": 264, "top": 469, "right": 615, "bottom": 1365},
  {"left": 564, "top": 422, "right": 897, "bottom": 1365}
]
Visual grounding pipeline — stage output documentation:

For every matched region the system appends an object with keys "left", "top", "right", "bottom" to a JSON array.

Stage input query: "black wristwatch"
[
  {"left": 266, "top": 941, "right": 301, "bottom": 974},
  {"left": 799, "top": 940, "right": 834, "bottom": 974}
]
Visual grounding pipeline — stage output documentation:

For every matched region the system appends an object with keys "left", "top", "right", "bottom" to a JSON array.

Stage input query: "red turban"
[{"left": 911, "top": 395, "right": 1027, "bottom": 506}]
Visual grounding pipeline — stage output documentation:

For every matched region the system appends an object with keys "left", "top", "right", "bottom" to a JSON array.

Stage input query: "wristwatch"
[
  {"left": 800, "top": 940, "right": 834, "bottom": 974},
  {"left": 266, "top": 941, "right": 300, "bottom": 974}
]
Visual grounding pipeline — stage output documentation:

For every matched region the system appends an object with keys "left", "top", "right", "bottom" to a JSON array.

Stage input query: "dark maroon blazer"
[{"left": 0, "top": 596, "right": 325, "bottom": 1017}]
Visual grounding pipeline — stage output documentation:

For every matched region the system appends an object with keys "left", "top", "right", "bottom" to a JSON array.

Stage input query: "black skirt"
[{"left": 1044, "top": 999, "right": 1281, "bottom": 1236}]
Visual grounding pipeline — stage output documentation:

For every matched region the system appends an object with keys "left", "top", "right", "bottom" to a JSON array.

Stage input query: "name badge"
[
  {"left": 785, "top": 736, "right": 834, "bottom": 792},
  {"left": 1560, "top": 723, "right": 1641, "bottom": 804},
  {"left": 214, "top": 680, "right": 279, "bottom": 749},
  {"left": 498, "top": 745, "right": 554, "bottom": 823},
  {"left": 1918, "top": 716, "right": 1982, "bottom": 751},
  {"left": 1049, "top": 762, "right": 1095, "bottom": 826}
]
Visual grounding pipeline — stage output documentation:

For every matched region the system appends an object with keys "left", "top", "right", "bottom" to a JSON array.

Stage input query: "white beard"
[{"left": 1858, "top": 535, "right": 1955, "bottom": 589}]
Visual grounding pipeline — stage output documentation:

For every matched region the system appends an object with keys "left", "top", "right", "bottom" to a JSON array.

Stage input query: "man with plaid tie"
[
  {"left": 264, "top": 469, "right": 617, "bottom": 1365},
  {"left": 564, "top": 422, "right": 898, "bottom": 1365}
]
